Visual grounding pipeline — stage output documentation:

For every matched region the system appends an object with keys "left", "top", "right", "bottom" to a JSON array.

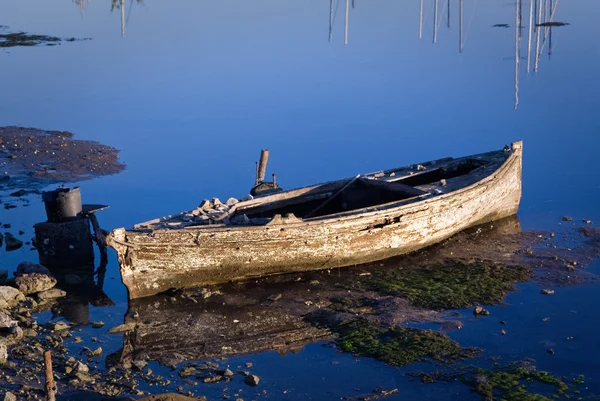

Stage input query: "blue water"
[{"left": 1, "top": 0, "right": 600, "bottom": 399}]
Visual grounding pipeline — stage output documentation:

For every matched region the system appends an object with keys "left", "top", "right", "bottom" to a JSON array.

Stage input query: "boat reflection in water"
[{"left": 111, "top": 216, "right": 522, "bottom": 368}]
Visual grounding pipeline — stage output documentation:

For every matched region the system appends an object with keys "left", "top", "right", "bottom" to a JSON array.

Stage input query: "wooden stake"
[
  {"left": 44, "top": 350, "right": 56, "bottom": 401},
  {"left": 257, "top": 149, "right": 269, "bottom": 183}
]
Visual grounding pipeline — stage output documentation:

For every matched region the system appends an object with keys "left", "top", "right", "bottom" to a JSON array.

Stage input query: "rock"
[
  {"left": 501, "top": 329, "right": 506, "bottom": 335},
  {"left": 583, "top": 219, "right": 592, "bottom": 225},
  {"left": 241, "top": 194, "right": 254, "bottom": 202},
  {"left": 15, "top": 261, "right": 51, "bottom": 277},
  {"left": 245, "top": 362, "right": 253, "bottom": 368},
  {"left": 473, "top": 306, "right": 490, "bottom": 316},
  {"left": 73, "top": 361, "right": 89, "bottom": 373},
  {"left": 547, "top": 348, "right": 555, "bottom": 355},
  {"left": 109, "top": 322, "right": 137, "bottom": 334},
  {"left": 198, "top": 199, "right": 212, "bottom": 210},
  {"left": 540, "top": 289, "right": 555, "bottom": 295},
  {"left": 91, "top": 321, "right": 104, "bottom": 329},
  {"left": 4, "top": 233, "right": 22, "bottom": 251},
  {"left": 15, "top": 273, "right": 56, "bottom": 295},
  {"left": 47, "top": 321, "right": 70, "bottom": 331},
  {"left": 0, "top": 343, "right": 7, "bottom": 363},
  {"left": 268, "top": 293, "right": 282, "bottom": 302},
  {"left": 500, "top": 321, "right": 507, "bottom": 325},
  {"left": 226, "top": 198, "right": 239, "bottom": 206},
  {"left": 64, "top": 274, "right": 83, "bottom": 285},
  {"left": 37, "top": 288, "right": 66, "bottom": 301},
  {"left": 86, "top": 346, "right": 102, "bottom": 357},
  {"left": 244, "top": 374, "right": 260, "bottom": 386},
  {"left": 132, "top": 359, "right": 148, "bottom": 370},
  {"left": 0, "top": 270, "right": 7, "bottom": 285},
  {"left": 562, "top": 216, "right": 572, "bottom": 221},
  {"left": 212, "top": 197, "right": 223, "bottom": 207},
  {"left": 220, "top": 368, "right": 234, "bottom": 377},
  {"left": 3, "top": 392, "right": 16, "bottom": 401},
  {"left": 0, "top": 286, "right": 25, "bottom": 307},
  {"left": 203, "top": 375, "right": 222, "bottom": 383}
]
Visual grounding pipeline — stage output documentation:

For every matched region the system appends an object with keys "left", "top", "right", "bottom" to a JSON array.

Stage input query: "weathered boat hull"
[{"left": 109, "top": 142, "right": 522, "bottom": 299}]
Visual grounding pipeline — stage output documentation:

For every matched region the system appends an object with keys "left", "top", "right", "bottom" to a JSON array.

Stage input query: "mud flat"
[{"left": 0, "top": 126, "right": 125, "bottom": 196}]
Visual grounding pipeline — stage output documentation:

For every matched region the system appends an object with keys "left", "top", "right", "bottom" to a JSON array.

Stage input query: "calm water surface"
[{"left": 1, "top": 0, "right": 599, "bottom": 399}]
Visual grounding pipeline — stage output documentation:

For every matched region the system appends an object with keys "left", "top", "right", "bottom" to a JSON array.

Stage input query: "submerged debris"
[{"left": 492, "top": 24, "right": 510, "bottom": 28}]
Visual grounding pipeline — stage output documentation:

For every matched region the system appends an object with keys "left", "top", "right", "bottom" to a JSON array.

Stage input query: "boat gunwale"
[{"left": 118, "top": 142, "right": 521, "bottom": 240}]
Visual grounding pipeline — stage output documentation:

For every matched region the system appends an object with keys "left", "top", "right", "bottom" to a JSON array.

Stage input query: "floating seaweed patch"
[{"left": 0, "top": 26, "right": 86, "bottom": 48}]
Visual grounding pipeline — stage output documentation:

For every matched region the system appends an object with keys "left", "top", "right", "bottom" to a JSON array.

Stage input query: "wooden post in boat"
[
  {"left": 44, "top": 351, "right": 56, "bottom": 401},
  {"left": 257, "top": 149, "right": 269, "bottom": 183}
]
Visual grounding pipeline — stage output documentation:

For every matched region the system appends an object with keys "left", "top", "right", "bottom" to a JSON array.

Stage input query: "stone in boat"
[{"left": 107, "top": 141, "right": 523, "bottom": 299}]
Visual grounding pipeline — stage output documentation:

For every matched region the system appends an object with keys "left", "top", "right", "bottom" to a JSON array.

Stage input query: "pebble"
[
  {"left": 540, "top": 289, "right": 555, "bottom": 295},
  {"left": 562, "top": 216, "right": 572, "bottom": 222},
  {"left": 473, "top": 306, "right": 490, "bottom": 316},
  {"left": 244, "top": 374, "right": 260, "bottom": 387},
  {"left": 267, "top": 293, "right": 282, "bottom": 302},
  {"left": 547, "top": 348, "right": 555, "bottom": 355},
  {"left": 91, "top": 321, "right": 105, "bottom": 329}
]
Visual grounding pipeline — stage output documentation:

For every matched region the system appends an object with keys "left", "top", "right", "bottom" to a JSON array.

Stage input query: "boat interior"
[{"left": 133, "top": 149, "right": 511, "bottom": 230}]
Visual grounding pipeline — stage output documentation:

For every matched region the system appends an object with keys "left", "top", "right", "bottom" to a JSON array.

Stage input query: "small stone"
[
  {"left": 203, "top": 375, "right": 222, "bottom": 383},
  {"left": 0, "top": 344, "right": 7, "bottom": 363},
  {"left": 473, "top": 306, "right": 490, "bottom": 316},
  {"left": 49, "top": 321, "right": 70, "bottom": 331},
  {"left": 226, "top": 198, "right": 239, "bottom": 207},
  {"left": 198, "top": 199, "right": 212, "bottom": 210},
  {"left": 547, "top": 348, "right": 555, "bottom": 355},
  {"left": 244, "top": 374, "right": 260, "bottom": 387},
  {"left": 440, "top": 179, "right": 447, "bottom": 186},
  {"left": 562, "top": 216, "right": 572, "bottom": 221},
  {"left": 4, "top": 233, "right": 22, "bottom": 251},
  {"left": 15, "top": 273, "right": 57, "bottom": 294},
  {"left": 245, "top": 362, "right": 253, "bottom": 368},
  {"left": 109, "top": 322, "right": 137, "bottom": 333},
  {"left": 267, "top": 293, "right": 282, "bottom": 302},
  {"left": 500, "top": 321, "right": 507, "bottom": 325},
  {"left": 74, "top": 337, "right": 82, "bottom": 343},
  {"left": 131, "top": 311, "right": 139, "bottom": 318},
  {"left": 73, "top": 361, "right": 89, "bottom": 373},
  {"left": 540, "top": 289, "right": 555, "bottom": 295},
  {"left": 583, "top": 219, "right": 592, "bottom": 225},
  {"left": 549, "top": 232, "right": 555, "bottom": 238},
  {"left": 91, "top": 321, "right": 104, "bottom": 329},
  {"left": 0, "top": 286, "right": 25, "bottom": 307},
  {"left": 37, "top": 288, "right": 66, "bottom": 301},
  {"left": 132, "top": 359, "right": 148, "bottom": 371},
  {"left": 222, "top": 369, "right": 234, "bottom": 377},
  {"left": 3, "top": 392, "right": 17, "bottom": 401},
  {"left": 501, "top": 329, "right": 506, "bottom": 335},
  {"left": 542, "top": 317, "right": 551, "bottom": 322}
]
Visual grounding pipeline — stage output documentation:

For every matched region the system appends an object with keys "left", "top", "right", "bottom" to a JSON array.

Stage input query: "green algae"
[
  {"left": 360, "top": 260, "right": 532, "bottom": 310},
  {"left": 466, "top": 365, "right": 577, "bottom": 401},
  {"left": 334, "top": 318, "right": 480, "bottom": 367}
]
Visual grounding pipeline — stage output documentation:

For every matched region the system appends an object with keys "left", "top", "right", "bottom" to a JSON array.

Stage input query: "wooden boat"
[{"left": 108, "top": 141, "right": 523, "bottom": 299}]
